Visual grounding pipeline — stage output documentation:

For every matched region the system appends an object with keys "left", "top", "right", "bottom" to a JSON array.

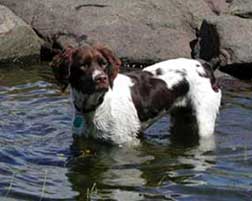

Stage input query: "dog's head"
[{"left": 50, "top": 44, "right": 121, "bottom": 94}]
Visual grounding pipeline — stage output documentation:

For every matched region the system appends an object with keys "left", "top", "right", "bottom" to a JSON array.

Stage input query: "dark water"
[{"left": 0, "top": 65, "right": 252, "bottom": 201}]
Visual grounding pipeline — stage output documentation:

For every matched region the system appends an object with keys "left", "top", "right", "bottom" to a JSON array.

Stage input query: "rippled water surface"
[{"left": 0, "top": 65, "right": 252, "bottom": 201}]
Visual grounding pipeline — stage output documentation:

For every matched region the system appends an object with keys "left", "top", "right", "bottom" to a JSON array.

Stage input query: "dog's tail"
[{"left": 197, "top": 58, "right": 221, "bottom": 92}]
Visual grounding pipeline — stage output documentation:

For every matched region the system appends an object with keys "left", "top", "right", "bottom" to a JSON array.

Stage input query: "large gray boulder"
[
  {"left": 0, "top": 0, "right": 214, "bottom": 64},
  {"left": 0, "top": 5, "right": 43, "bottom": 65}
]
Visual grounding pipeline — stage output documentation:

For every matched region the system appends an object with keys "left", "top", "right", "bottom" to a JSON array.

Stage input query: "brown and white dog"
[{"left": 50, "top": 44, "right": 221, "bottom": 146}]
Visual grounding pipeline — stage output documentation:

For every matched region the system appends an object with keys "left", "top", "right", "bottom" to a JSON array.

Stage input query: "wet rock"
[
  {"left": 0, "top": 5, "right": 43, "bottom": 65},
  {"left": 216, "top": 69, "right": 252, "bottom": 93},
  {"left": 193, "top": 15, "right": 252, "bottom": 79},
  {"left": 0, "top": 0, "right": 214, "bottom": 63}
]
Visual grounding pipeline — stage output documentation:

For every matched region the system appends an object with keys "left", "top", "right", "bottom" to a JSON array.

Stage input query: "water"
[{"left": 0, "top": 65, "right": 252, "bottom": 201}]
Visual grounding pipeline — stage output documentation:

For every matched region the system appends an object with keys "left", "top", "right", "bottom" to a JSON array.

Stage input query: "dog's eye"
[
  {"left": 99, "top": 59, "right": 108, "bottom": 68},
  {"left": 80, "top": 65, "right": 88, "bottom": 71}
]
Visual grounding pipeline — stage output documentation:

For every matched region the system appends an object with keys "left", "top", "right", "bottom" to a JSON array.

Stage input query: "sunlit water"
[{"left": 0, "top": 65, "right": 252, "bottom": 201}]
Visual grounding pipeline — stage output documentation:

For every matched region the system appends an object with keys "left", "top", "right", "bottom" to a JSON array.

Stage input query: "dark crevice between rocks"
[
  {"left": 233, "top": 12, "right": 252, "bottom": 19},
  {"left": 205, "top": 2, "right": 221, "bottom": 16},
  {"left": 220, "top": 63, "right": 252, "bottom": 80},
  {"left": 32, "top": 27, "right": 45, "bottom": 41},
  {"left": 190, "top": 20, "right": 221, "bottom": 73},
  {"left": 191, "top": 20, "right": 221, "bottom": 62},
  {"left": 75, "top": 4, "right": 110, "bottom": 10}
]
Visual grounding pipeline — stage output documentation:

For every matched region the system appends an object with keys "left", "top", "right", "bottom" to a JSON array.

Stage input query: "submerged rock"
[{"left": 0, "top": 5, "right": 43, "bottom": 65}]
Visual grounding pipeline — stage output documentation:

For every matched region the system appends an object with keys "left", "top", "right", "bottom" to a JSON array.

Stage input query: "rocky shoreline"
[
  {"left": 0, "top": 5, "right": 43, "bottom": 65},
  {"left": 0, "top": 0, "right": 251, "bottom": 79}
]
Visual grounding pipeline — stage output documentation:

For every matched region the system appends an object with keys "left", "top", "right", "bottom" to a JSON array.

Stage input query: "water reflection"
[
  {"left": 0, "top": 65, "right": 252, "bottom": 201},
  {"left": 67, "top": 140, "right": 149, "bottom": 200},
  {"left": 66, "top": 132, "right": 217, "bottom": 200}
]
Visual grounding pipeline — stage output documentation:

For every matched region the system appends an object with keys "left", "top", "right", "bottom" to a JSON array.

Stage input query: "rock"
[
  {"left": 0, "top": 0, "right": 214, "bottom": 64},
  {"left": 204, "top": 0, "right": 230, "bottom": 15},
  {"left": 229, "top": 0, "right": 252, "bottom": 19},
  {"left": 192, "top": 15, "right": 252, "bottom": 79},
  {"left": 0, "top": 5, "right": 43, "bottom": 65},
  {"left": 216, "top": 69, "right": 252, "bottom": 94}
]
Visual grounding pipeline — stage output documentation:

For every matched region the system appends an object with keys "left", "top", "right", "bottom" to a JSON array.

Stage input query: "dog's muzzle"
[{"left": 94, "top": 73, "right": 109, "bottom": 91}]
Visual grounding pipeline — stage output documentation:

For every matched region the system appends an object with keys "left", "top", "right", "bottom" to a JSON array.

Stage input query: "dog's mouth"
[
  {"left": 95, "top": 84, "right": 109, "bottom": 92},
  {"left": 95, "top": 80, "right": 109, "bottom": 92},
  {"left": 75, "top": 79, "right": 109, "bottom": 94}
]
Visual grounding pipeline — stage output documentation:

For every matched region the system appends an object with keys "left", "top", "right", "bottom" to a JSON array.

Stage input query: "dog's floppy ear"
[
  {"left": 94, "top": 44, "right": 121, "bottom": 85},
  {"left": 50, "top": 47, "right": 75, "bottom": 92}
]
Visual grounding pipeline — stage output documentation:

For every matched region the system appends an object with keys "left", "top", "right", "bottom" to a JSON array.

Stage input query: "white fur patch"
[
  {"left": 92, "top": 69, "right": 103, "bottom": 80},
  {"left": 92, "top": 76, "right": 142, "bottom": 146}
]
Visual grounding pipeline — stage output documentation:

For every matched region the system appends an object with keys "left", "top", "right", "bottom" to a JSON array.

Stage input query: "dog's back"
[{"left": 143, "top": 58, "right": 222, "bottom": 139}]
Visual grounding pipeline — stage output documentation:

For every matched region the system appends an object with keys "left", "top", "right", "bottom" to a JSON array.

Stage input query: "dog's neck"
[
  {"left": 71, "top": 87, "right": 111, "bottom": 139},
  {"left": 71, "top": 88, "right": 107, "bottom": 114}
]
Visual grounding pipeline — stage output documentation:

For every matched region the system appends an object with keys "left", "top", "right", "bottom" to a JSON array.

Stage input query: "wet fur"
[{"left": 50, "top": 44, "right": 221, "bottom": 146}]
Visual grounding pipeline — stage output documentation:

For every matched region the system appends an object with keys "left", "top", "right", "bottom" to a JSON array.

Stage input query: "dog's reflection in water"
[{"left": 67, "top": 126, "right": 216, "bottom": 200}]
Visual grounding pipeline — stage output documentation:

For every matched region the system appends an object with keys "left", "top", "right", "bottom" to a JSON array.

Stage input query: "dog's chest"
[
  {"left": 79, "top": 75, "right": 143, "bottom": 145},
  {"left": 89, "top": 93, "right": 140, "bottom": 145}
]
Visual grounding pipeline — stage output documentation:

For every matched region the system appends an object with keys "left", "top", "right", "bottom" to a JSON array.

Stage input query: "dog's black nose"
[{"left": 94, "top": 74, "right": 108, "bottom": 84}]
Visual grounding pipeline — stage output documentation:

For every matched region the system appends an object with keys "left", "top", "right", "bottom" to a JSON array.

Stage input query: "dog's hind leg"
[
  {"left": 190, "top": 84, "right": 221, "bottom": 139},
  {"left": 170, "top": 106, "right": 199, "bottom": 146}
]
